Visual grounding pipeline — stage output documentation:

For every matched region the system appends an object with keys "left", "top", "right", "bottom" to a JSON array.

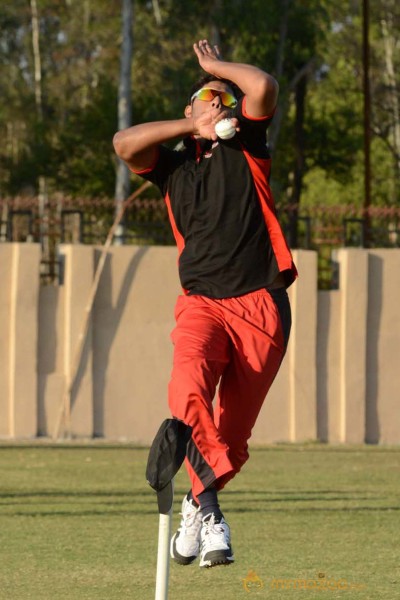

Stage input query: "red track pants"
[{"left": 168, "top": 288, "right": 288, "bottom": 501}]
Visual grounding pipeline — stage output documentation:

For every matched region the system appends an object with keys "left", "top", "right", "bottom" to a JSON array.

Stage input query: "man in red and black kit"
[{"left": 114, "top": 40, "right": 297, "bottom": 569}]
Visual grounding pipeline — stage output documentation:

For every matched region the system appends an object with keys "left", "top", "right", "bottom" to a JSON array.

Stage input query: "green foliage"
[
  {"left": 0, "top": 0, "right": 398, "bottom": 207},
  {"left": 54, "top": 79, "right": 118, "bottom": 196}
]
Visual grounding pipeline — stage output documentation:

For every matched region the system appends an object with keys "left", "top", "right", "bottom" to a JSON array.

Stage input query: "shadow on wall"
[
  {"left": 92, "top": 246, "right": 149, "bottom": 436},
  {"left": 316, "top": 291, "right": 330, "bottom": 443},
  {"left": 366, "top": 254, "right": 382, "bottom": 444},
  {"left": 38, "top": 286, "right": 60, "bottom": 434}
]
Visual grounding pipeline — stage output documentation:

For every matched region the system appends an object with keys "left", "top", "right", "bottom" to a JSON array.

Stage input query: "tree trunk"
[
  {"left": 114, "top": 0, "right": 133, "bottom": 244},
  {"left": 381, "top": 9, "right": 400, "bottom": 177},
  {"left": 30, "top": 0, "right": 48, "bottom": 264},
  {"left": 288, "top": 75, "right": 307, "bottom": 248},
  {"left": 362, "top": 0, "right": 371, "bottom": 247},
  {"left": 81, "top": 0, "right": 92, "bottom": 109},
  {"left": 268, "top": 0, "right": 291, "bottom": 152},
  {"left": 30, "top": 0, "right": 43, "bottom": 120},
  {"left": 210, "top": 0, "right": 222, "bottom": 53},
  {"left": 152, "top": 0, "right": 162, "bottom": 25}
]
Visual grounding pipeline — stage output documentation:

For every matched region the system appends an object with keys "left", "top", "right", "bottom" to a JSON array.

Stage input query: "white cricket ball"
[{"left": 215, "top": 118, "right": 236, "bottom": 140}]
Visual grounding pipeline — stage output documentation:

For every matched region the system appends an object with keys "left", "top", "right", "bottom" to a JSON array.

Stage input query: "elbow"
[
  {"left": 258, "top": 73, "right": 279, "bottom": 106},
  {"left": 252, "top": 74, "right": 278, "bottom": 115},
  {"left": 113, "top": 128, "right": 157, "bottom": 172},
  {"left": 113, "top": 131, "right": 130, "bottom": 161},
  {"left": 113, "top": 131, "right": 122, "bottom": 151},
  {"left": 114, "top": 128, "right": 148, "bottom": 164}
]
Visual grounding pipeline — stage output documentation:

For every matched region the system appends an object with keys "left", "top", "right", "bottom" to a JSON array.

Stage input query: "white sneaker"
[
  {"left": 199, "top": 513, "right": 234, "bottom": 568},
  {"left": 170, "top": 495, "right": 202, "bottom": 565}
]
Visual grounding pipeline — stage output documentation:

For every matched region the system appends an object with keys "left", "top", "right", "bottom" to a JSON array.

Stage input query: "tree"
[
  {"left": 114, "top": 0, "right": 133, "bottom": 244},
  {"left": 0, "top": 0, "right": 398, "bottom": 217}
]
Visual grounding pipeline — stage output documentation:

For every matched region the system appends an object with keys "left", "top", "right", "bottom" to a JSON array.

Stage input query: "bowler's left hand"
[{"left": 193, "top": 39, "right": 221, "bottom": 73}]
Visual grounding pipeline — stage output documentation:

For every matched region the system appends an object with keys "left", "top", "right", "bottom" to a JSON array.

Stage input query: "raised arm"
[
  {"left": 114, "top": 110, "right": 236, "bottom": 173},
  {"left": 193, "top": 40, "right": 279, "bottom": 118},
  {"left": 113, "top": 40, "right": 278, "bottom": 172},
  {"left": 113, "top": 119, "right": 191, "bottom": 172}
]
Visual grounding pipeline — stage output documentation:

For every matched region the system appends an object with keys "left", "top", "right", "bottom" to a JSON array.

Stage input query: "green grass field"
[{"left": 0, "top": 443, "right": 399, "bottom": 600}]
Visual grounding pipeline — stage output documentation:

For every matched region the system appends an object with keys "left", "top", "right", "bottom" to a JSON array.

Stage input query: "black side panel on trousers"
[
  {"left": 268, "top": 287, "right": 292, "bottom": 348},
  {"left": 186, "top": 437, "right": 217, "bottom": 490}
]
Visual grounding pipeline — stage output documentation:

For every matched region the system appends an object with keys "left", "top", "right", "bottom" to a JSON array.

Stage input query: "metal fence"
[{"left": 1, "top": 194, "right": 399, "bottom": 288}]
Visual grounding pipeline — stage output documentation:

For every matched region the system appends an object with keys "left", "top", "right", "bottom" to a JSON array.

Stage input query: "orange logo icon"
[{"left": 242, "top": 569, "right": 264, "bottom": 592}]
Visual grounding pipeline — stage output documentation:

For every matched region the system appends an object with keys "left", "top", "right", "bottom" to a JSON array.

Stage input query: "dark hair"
[{"left": 187, "top": 74, "right": 242, "bottom": 105}]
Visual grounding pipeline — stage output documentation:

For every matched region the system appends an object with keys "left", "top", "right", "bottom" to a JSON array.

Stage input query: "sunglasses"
[{"left": 190, "top": 87, "right": 237, "bottom": 109}]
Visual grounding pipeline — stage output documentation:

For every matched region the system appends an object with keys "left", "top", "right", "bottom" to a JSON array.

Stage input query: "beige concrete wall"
[
  {"left": 38, "top": 283, "right": 65, "bottom": 436},
  {"left": 0, "top": 244, "right": 40, "bottom": 438},
  {"left": 0, "top": 245, "right": 13, "bottom": 437},
  {"left": 92, "top": 246, "right": 179, "bottom": 442},
  {"left": 61, "top": 245, "right": 94, "bottom": 437},
  {"left": 317, "top": 290, "right": 341, "bottom": 442},
  {"left": 366, "top": 250, "right": 400, "bottom": 444},
  {"left": 252, "top": 250, "right": 318, "bottom": 443},
  {"left": 316, "top": 249, "right": 369, "bottom": 443},
  {"left": 38, "top": 245, "right": 94, "bottom": 438},
  {"left": 0, "top": 243, "right": 399, "bottom": 444},
  {"left": 338, "top": 249, "right": 368, "bottom": 443}
]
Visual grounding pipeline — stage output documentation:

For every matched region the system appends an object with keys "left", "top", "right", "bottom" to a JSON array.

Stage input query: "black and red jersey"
[{"left": 134, "top": 96, "right": 297, "bottom": 298}]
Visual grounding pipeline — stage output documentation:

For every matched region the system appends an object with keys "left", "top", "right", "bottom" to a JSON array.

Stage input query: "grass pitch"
[{"left": 0, "top": 443, "right": 399, "bottom": 599}]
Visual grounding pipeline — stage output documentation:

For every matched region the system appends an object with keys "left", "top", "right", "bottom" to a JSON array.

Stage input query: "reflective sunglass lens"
[
  {"left": 221, "top": 93, "right": 237, "bottom": 108},
  {"left": 191, "top": 88, "right": 237, "bottom": 108}
]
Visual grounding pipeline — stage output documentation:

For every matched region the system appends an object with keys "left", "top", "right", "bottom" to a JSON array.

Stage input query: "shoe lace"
[
  {"left": 202, "top": 513, "right": 226, "bottom": 540},
  {"left": 179, "top": 500, "right": 201, "bottom": 532}
]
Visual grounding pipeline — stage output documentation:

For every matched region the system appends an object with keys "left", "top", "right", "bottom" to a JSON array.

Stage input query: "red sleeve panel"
[{"left": 241, "top": 147, "right": 298, "bottom": 285}]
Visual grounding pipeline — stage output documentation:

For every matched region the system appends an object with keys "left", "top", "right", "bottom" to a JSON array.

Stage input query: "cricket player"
[{"left": 114, "top": 39, "right": 297, "bottom": 568}]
